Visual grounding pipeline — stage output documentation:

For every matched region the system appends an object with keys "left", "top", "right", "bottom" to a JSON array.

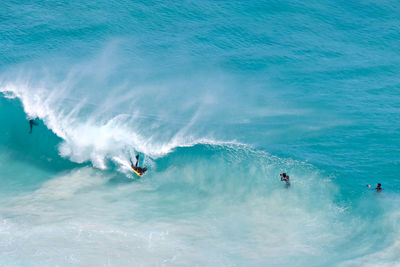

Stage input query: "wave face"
[{"left": 1, "top": 0, "right": 400, "bottom": 266}]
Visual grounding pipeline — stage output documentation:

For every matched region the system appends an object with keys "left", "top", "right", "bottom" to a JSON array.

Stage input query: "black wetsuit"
[
  {"left": 281, "top": 174, "right": 290, "bottom": 187},
  {"left": 130, "top": 155, "right": 147, "bottom": 175}
]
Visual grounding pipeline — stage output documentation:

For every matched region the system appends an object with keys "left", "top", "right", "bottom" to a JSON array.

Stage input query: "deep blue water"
[{"left": 1, "top": 1, "right": 400, "bottom": 266}]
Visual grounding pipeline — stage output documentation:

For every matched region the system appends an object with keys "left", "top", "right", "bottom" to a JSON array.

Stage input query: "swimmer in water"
[
  {"left": 280, "top": 173, "right": 290, "bottom": 187},
  {"left": 367, "top": 183, "right": 383, "bottom": 192}
]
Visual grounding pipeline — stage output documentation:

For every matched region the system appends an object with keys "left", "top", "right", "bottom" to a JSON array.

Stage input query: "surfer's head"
[{"left": 280, "top": 173, "right": 286, "bottom": 178}]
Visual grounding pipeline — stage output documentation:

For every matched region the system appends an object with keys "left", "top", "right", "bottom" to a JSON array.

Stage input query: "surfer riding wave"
[{"left": 130, "top": 155, "right": 147, "bottom": 176}]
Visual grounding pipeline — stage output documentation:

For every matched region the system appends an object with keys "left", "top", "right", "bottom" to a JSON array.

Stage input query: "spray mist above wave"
[
  {"left": 1, "top": 83, "right": 236, "bottom": 168},
  {"left": 0, "top": 39, "right": 307, "bottom": 171},
  {"left": 0, "top": 56, "right": 238, "bottom": 170}
]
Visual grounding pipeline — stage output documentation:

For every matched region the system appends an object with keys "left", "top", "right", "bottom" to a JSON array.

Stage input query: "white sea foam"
[
  {"left": 0, "top": 80, "right": 234, "bottom": 170},
  {"left": 0, "top": 153, "right": 351, "bottom": 266}
]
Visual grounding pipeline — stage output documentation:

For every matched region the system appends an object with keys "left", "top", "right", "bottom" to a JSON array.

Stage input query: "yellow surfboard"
[{"left": 131, "top": 167, "right": 142, "bottom": 177}]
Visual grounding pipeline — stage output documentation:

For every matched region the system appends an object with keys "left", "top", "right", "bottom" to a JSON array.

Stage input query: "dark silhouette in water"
[
  {"left": 130, "top": 155, "right": 147, "bottom": 176},
  {"left": 29, "top": 119, "right": 38, "bottom": 134},
  {"left": 367, "top": 183, "right": 383, "bottom": 192},
  {"left": 280, "top": 173, "right": 290, "bottom": 188}
]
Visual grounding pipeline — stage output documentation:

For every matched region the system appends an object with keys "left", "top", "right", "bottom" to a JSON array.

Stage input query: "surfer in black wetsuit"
[
  {"left": 29, "top": 119, "right": 39, "bottom": 134},
  {"left": 130, "top": 155, "right": 147, "bottom": 175},
  {"left": 280, "top": 173, "right": 290, "bottom": 187}
]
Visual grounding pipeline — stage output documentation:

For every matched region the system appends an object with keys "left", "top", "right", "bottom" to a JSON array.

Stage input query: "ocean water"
[{"left": 1, "top": 0, "right": 400, "bottom": 266}]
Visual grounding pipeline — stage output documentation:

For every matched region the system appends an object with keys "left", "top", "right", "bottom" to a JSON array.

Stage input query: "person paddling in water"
[
  {"left": 367, "top": 183, "right": 383, "bottom": 192},
  {"left": 130, "top": 155, "right": 147, "bottom": 176},
  {"left": 29, "top": 119, "right": 38, "bottom": 134},
  {"left": 280, "top": 173, "right": 290, "bottom": 187}
]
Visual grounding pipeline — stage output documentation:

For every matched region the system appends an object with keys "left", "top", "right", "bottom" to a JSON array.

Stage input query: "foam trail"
[{"left": 0, "top": 147, "right": 347, "bottom": 266}]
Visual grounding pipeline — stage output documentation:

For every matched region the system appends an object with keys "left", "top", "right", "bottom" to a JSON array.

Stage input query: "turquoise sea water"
[{"left": 1, "top": 1, "right": 400, "bottom": 266}]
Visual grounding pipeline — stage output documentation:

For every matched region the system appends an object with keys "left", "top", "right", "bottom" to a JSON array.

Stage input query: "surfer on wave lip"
[
  {"left": 130, "top": 155, "right": 147, "bottom": 176},
  {"left": 28, "top": 119, "right": 38, "bottom": 134}
]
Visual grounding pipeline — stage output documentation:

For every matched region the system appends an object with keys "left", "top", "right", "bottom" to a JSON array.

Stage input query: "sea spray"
[{"left": 1, "top": 0, "right": 400, "bottom": 265}]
